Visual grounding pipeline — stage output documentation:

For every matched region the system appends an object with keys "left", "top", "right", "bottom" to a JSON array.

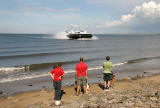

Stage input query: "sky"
[{"left": 0, "top": 0, "right": 160, "bottom": 34}]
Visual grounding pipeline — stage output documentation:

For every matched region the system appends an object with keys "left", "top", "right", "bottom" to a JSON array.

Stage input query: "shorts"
[
  {"left": 103, "top": 73, "right": 112, "bottom": 82},
  {"left": 77, "top": 76, "right": 87, "bottom": 86}
]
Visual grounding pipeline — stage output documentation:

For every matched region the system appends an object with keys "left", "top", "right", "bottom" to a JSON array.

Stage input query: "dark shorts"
[{"left": 103, "top": 73, "right": 112, "bottom": 82}]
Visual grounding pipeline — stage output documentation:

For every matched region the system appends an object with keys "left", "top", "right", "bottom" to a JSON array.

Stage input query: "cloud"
[
  {"left": 133, "top": 1, "right": 160, "bottom": 19},
  {"left": 105, "top": 14, "right": 134, "bottom": 27},
  {"left": 87, "top": 0, "right": 160, "bottom": 14},
  {"left": 97, "top": 1, "right": 160, "bottom": 33},
  {"left": 20, "top": 7, "right": 78, "bottom": 13},
  {"left": 70, "top": 24, "right": 79, "bottom": 28},
  {"left": 51, "top": 13, "right": 82, "bottom": 21},
  {"left": 87, "top": 0, "right": 160, "bottom": 7},
  {"left": 87, "top": 0, "right": 145, "bottom": 8}
]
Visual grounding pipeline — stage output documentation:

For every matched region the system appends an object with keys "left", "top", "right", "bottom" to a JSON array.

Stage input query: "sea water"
[{"left": 0, "top": 33, "right": 160, "bottom": 84}]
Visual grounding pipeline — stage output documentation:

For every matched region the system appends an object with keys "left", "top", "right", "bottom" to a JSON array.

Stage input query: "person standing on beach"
[
  {"left": 103, "top": 56, "right": 112, "bottom": 91},
  {"left": 75, "top": 57, "right": 88, "bottom": 96},
  {"left": 50, "top": 63, "right": 64, "bottom": 105}
]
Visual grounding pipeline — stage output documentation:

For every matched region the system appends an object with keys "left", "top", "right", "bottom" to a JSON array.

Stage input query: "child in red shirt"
[{"left": 50, "top": 63, "right": 64, "bottom": 105}]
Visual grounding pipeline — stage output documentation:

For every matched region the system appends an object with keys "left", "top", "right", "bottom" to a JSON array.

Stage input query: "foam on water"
[
  {"left": 0, "top": 66, "right": 27, "bottom": 74},
  {"left": 54, "top": 32, "right": 69, "bottom": 40},
  {"left": 0, "top": 62, "right": 126, "bottom": 83}
]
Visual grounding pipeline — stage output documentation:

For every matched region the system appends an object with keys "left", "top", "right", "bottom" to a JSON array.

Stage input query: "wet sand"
[
  {"left": 1, "top": 66, "right": 159, "bottom": 97},
  {"left": 0, "top": 73, "right": 160, "bottom": 108}
]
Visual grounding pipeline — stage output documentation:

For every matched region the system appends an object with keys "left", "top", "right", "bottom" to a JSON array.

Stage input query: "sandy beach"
[{"left": 0, "top": 73, "right": 160, "bottom": 108}]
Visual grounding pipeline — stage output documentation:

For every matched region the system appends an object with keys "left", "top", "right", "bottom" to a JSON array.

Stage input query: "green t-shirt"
[{"left": 103, "top": 61, "right": 112, "bottom": 73}]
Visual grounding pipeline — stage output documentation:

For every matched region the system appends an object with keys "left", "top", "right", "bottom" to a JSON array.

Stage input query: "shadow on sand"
[
  {"left": 60, "top": 90, "right": 66, "bottom": 99},
  {"left": 98, "top": 83, "right": 104, "bottom": 90}
]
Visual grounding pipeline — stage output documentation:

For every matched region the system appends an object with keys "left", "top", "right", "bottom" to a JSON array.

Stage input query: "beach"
[
  {"left": 0, "top": 73, "right": 160, "bottom": 108},
  {"left": 1, "top": 0, "right": 160, "bottom": 107},
  {"left": 1, "top": 34, "right": 160, "bottom": 107}
]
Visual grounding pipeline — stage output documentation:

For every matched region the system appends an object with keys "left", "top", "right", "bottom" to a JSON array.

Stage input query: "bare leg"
[
  {"left": 83, "top": 86, "right": 86, "bottom": 93},
  {"left": 77, "top": 86, "right": 80, "bottom": 96},
  {"left": 107, "top": 81, "right": 110, "bottom": 88},
  {"left": 104, "top": 81, "right": 107, "bottom": 89}
]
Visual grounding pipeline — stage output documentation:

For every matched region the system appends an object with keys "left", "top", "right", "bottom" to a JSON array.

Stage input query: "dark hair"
[
  {"left": 106, "top": 56, "right": 110, "bottom": 61},
  {"left": 57, "top": 63, "right": 62, "bottom": 67},
  {"left": 53, "top": 65, "right": 57, "bottom": 69},
  {"left": 80, "top": 57, "right": 83, "bottom": 62}
]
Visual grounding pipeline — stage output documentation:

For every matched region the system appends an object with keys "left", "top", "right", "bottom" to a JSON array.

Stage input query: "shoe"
[
  {"left": 104, "top": 87, "right": 110, "bottom": 91},
  {"left": 55, "top": 100, "right": 61, "bottom": 106}
]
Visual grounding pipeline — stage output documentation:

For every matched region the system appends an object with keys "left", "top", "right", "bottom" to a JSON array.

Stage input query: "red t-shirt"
[
  {"left": 50, "top": 67, "right": 64, "bottom": 82},
  {"left": 76, "top": 62, "right": 88, "bottom": 77}
]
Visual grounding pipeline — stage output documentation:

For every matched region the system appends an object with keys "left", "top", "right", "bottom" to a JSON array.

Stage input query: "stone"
[
  {"left": 68, "top": 101, "right": 80, "bottom": 108},
  {"left": 96, "top": 99, "right": 104, "bottom": 104},
  {"left": 155, "top": 91, "right": 160, "bottom": 98},
  {"left": 13, "top": 99, "right": 19, "bottom": 103},
  {"left": 8, "top": 96, "right": 14, "bottom": 99},
  {"left": 88, "top": 103, "right": 98, "bottom": 108},
  {"left": 150, "top": 97, "right": 158, "bottom": 102},
  {"left": 88, "top": 96, "right": 98, "bottom": 102},
  {"left": 108, "top": 99, "right": 117, "bottom": 103}
]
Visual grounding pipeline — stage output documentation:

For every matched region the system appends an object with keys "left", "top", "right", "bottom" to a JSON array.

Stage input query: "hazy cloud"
[
  {"left": 20, "top": 7, "right": 56, "bottom": 12},
  {"left": 20, "top": 7, "right": 78, "bottom": 13},
  {"left": 96, "top": 1, "right": 160, "bottom": 33},
  {"left": 51, "top": 13, "right": 82, "bottom": 21},
  {"left": 87, "top": 0, "right": 160, "bottom": 12}
]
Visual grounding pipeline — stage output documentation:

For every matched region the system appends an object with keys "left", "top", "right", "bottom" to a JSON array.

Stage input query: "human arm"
[
  {"left": 85, "top": 65, "right": 88, "bottom": 79},
  {"left": 59, "top": 69, "right": 64, "bottom": 79},
  {"left": 85, "top": 70, "right": 88, "bottom": 79},
  {"left": 50, "top": 73, "right": 54, "bottom": 79}
]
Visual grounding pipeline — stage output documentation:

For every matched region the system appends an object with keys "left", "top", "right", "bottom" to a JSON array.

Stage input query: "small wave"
[
  {"left": 1, "top": 56, "right": 158, "bottom": 74},
  {"left": 0, "top": 66, "right": 28, "bottom": 74},
  {"left": 113, "top": 62, "right": 127, "bottom": 66},
  {"left": 0, "top": 73, "right": 49, "bottom": 83},
  {"left": 0, "top": 50, "right": 84, "bottom": 59},
  {"left": 0, "top": 58, "right": 103, "bottom": 73},
  {"left": 127, "top": 56, "right": 160, "bottom": 64},
  {"left": 0, "top": 61, "right": 127, "bottom": 83}
]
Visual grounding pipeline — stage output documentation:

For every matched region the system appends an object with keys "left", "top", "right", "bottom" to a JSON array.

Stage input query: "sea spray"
[{"left": 54, "top": 32, "right": 69, "bottom": 39}]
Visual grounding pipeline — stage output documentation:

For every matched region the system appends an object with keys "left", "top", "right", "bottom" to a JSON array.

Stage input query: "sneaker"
[
  {"left": 104, "top": 87, "right": 110, "bottom": 91},
  {"left": 55, "top": 100, "right": 61, "bottom": 106}
]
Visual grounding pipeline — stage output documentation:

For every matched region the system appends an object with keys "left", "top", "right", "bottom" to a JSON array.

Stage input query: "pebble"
[
  {"left": 8, "top": 96, "right": 14, "bottom": 99},
  {"left": 150, "top": 97, "right": 158, "bottom": 102},
  {"left": 13, "top": 99, "right": 19, "bottom": 103}
]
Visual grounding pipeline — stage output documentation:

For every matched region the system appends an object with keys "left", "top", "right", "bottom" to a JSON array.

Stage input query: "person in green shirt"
[{"left": 103, "top": 56, "right": 112, "bottom": 91}]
